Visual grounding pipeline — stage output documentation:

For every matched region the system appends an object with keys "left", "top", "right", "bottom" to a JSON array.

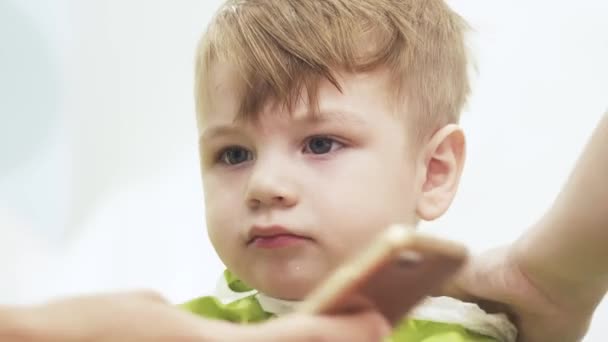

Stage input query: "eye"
[
  {"left": 218, "top": 146, "right": 253, "bottom": 165},
  {"left": 303, "top": 136, "right": 343, "bottom": 155}
]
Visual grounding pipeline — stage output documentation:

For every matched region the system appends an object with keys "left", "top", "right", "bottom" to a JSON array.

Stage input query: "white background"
[{"left": 0, "top": 0, "right": 606, "bottom": 340}]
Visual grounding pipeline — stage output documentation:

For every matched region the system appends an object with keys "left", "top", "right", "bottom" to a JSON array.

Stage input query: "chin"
[
  {"left": 232, "top": 247, "right": 335, "bottom": 300},
  {"left": 258, "top": 284, "right": 312, "bottom": 301},
  {"left": 250, "top": 263, "right": 326, "bottom": 301}
]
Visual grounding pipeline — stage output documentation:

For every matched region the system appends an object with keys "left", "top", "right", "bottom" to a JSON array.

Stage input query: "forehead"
[
  {"left": 200, "top": 63, "right": 244, "bottom": 123},
  {"left": 200, "top": 62, "right": 397, "bottom": 129}
]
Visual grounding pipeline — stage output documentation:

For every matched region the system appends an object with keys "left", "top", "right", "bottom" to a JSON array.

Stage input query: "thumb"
[
  {"left": 438, "top": 268, "right": 476, "bottom": 302},
  {"left": 438, "top": 247, "right": 517, "bottom": 315}
]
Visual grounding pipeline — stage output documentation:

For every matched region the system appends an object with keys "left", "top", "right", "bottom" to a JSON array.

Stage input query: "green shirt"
[{"left": 180, "top": 270, "right": 516, "bottom": 342}]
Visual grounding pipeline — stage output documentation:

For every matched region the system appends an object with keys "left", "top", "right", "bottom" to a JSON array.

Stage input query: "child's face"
[{"left": 199, "top": 66, "right": 431, "bottom": 300}]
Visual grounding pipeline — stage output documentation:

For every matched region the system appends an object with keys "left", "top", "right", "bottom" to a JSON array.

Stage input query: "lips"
[{"left": 247, "top": 225, "right": 312, "bottom": 248}]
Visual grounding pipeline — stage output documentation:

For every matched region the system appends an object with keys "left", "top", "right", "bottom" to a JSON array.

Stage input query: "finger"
[
  {"left": 323, "top": 294, "right": 377, "bottom": 315},
  {"left": 439, "top": 276, "right": 475, "bottom": 301},
  {"left": 437, "top": 252, "right": 495, "bottom": 302}
]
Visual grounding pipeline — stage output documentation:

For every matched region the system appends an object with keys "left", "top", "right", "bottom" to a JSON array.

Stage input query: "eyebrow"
[
  {"left": 199, "top": 110, "right": 367, "bottom": 144},
  {"left": 199, "top": 125, "right": 241, "bottom": 145}
]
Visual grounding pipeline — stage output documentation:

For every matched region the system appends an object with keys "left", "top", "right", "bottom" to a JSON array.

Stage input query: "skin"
[
  {"left": 0, "top": 291, "right": 391, "bottom": 342},
  {"left": 198, "top": 64, "right": 466, "bottom": 300}
]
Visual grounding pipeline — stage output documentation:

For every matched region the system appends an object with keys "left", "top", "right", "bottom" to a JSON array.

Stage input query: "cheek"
[
  {"left": 204, "top": 198, "right": 244, "bottom": 269},
  {"left": 314, "top": 157, "right": 418, "bottom": 245},
  {"left": 203, "top": 177, "right": 243, "bottom": 246},
  {"left": 326, "top": 151, "right": 417, "bottom": 210}
]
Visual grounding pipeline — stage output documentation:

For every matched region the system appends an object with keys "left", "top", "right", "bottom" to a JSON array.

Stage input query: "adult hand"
[
  {"left": 1, "top": 291, "right": 390, "bottom": 342},
  {"left": 443, "top": 246, "right": 595, "bottom": 342}
]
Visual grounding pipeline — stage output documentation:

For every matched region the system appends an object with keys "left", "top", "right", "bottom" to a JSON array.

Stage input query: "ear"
[{"left": 415, "top": 124, "right": 466, "bottom": 221}]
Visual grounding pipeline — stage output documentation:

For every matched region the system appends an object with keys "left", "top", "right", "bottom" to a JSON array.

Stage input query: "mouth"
[{"left": 247, "top": 225, "right": 313, "bottom": 249}]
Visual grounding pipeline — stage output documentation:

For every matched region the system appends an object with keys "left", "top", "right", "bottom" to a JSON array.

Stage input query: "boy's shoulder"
[
  {"left": 180, "top": 293, "right": 272, "bottom": 323},
  {"left": 179, "top": 270, "right": 517, "bottom": 342}
]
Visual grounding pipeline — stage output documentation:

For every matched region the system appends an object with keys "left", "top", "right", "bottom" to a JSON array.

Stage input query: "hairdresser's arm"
[
  {"left": 513, "top": 111, "right": 608, "bottom": 310},
  {"left": 0, "top": 291, "right": 389, "bottom": 342},
  {"left": 447, "top": 112, "right": 608, "bottom": 342}
]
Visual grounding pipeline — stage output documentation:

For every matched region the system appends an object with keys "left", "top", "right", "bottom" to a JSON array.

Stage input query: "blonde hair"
[{"left": 195, "top": 0, "right": 471, "bottom": 141}]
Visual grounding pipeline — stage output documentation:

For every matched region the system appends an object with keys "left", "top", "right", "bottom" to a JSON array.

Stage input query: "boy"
[
  {"left": 182, "top": 0, "right": 608, "bottom": 340},
  {"left": 182, "top": 0, "right": 517, "bottom": 340}
]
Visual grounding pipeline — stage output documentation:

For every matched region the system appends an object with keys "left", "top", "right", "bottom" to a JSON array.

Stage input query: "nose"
[{"left": 245, "top": 158, "right": 299, "bottom": 210}]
